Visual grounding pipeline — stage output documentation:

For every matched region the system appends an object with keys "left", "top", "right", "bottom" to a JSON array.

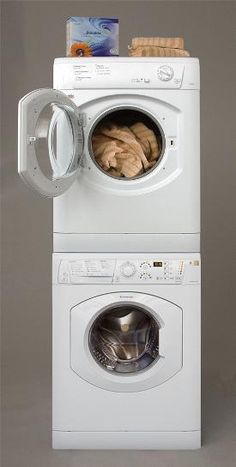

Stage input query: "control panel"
[
  {"left": 57, "top": 258, "right": 200, "bottom": 285},
  {"left": 58, "top": 62, "right": 184, "bottom": 89},
  {"left": 53, "top": 59, "right": 200, "bottom": 90}
]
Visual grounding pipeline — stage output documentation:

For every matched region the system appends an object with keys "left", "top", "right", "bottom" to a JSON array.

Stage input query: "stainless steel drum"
[{"left": 89, "top": 304, "right": 160, "bottom": 373}]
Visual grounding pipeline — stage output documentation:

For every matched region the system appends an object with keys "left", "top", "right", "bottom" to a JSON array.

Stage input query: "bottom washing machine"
[{"left": 52, "top": 253, "right": 201, "bottom": 450}]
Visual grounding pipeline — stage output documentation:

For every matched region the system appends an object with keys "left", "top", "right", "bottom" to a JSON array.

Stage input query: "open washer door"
[{"left": 18, "top": 89, "right": 84, "bottom": 197}]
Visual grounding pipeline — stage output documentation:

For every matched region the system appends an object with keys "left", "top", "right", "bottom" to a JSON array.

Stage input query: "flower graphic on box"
[{"left": 70, "top": 42, "right": 93, "bottom": 57}]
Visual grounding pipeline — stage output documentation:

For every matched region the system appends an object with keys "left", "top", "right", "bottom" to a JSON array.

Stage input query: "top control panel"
[
  {"left": 54, "top": 58, "right": 200, "bottom": 90},
  {"left": 57, "top": 258, "right": 200, "bottom": 285}
]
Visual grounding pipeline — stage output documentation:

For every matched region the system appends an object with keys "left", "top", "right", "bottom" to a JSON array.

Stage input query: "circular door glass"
[
  {"left": 34, "top": 103, "right": 82, "bottom": 180},
  {"left": 89, "top": 304, "right": 159, "bottom": 374},
  {"left": 89, "top": 108, "right": 165, "bottom": 180}
]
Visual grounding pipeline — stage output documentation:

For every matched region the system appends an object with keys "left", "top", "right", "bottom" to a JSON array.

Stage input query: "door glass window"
[
  {"left": 89, "top": 108, "right": 165, "bottom": 180},
  {"left": 89, "top": 304, "right": 159, "bottom": 374},
  {"left": 34, "top": 103, "right": 77, "bottom": 180}
]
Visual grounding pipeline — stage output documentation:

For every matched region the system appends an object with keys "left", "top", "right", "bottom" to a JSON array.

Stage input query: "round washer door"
[
  {"left": 18, "top": 89, "right": 84, "bottom": 197},
  {"left": 70, "top": 292, "right": 182, "bottom": 392}
]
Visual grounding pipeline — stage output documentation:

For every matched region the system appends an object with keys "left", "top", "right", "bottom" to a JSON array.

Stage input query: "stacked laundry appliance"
[{"left": 18, "top": 57, "right": 201, "bottom": 449}]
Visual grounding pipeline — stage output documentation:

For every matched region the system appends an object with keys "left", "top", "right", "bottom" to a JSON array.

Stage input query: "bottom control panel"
[{"left": 57, "top": 257, "right": 200, "bottom": 285}]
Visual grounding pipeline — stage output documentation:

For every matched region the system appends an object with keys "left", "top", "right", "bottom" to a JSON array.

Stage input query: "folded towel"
[
  {"left": 128, "top": 36, "right": 190, "bottom": 57},
  {"left": 130, "top": 37, "right": 185, "bottom": 50},
  {"left": 92, "top": 121, "right": 161, "bottom": 178},
  {"left": 129, "top": 46, "right": 190, "bottom": 57}
]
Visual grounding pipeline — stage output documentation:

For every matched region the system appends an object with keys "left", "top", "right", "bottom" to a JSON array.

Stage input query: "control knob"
[
  {"left": 120, "top": 261, "right": 136, "bottom": 278},
  {"left": 157, "top": 65, "right": 174, "bottom": 81}
]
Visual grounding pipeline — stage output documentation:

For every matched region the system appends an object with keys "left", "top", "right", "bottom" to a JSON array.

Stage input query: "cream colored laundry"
[
  {"left": 128, "top": 36, "right": 190, "bottom": 57},
  {"left": 130, "top": 37, "right": 185, "bottom": 49},
  {"left": 100, "top": 123, "right": 150, "bottom": 170},
  {"left": 92, "top": 132, "right": 142, "bottom": 177},
  {"left": 92, "top": 134, "right": 123, "bottom": 171},
  {"left": 113, "top": 151, "right": 143, "bottom": 178},
  {"left": 92, "top": 121, "right": 161, "bottom": 178},
  {"left": 130, "top": 122, "right": 161, "bottom": 161},
  {"left": 129, "top": 46, "right": 190, "bottom": 57}
]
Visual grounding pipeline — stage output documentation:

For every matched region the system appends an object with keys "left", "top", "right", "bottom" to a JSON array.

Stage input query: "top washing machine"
[{"left": 18, "top": 57, "right": 200, "bottom": 253}]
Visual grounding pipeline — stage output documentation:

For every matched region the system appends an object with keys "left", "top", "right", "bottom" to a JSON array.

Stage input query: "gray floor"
[{"left": 2, "top": 370, "right": 236, "bottom": 467}]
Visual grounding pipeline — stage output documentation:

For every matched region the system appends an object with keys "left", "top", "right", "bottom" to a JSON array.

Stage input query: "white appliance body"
[
  {"left": 53, "top": 58, "right": 200, "bottom": 253},
  {"left": 53, "top": 253, "right": 201, "bottom": 449},
  {"left": 18, "top": 58, "right": 200, "bottom": 253},
  {"left": 17, "top": 58, "right": 201, "bottom": 451}
]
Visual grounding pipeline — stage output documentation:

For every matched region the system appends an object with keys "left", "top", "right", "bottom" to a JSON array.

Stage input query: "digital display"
[{"left": 153, "top": 261, "right": 163, "bottom": 267}]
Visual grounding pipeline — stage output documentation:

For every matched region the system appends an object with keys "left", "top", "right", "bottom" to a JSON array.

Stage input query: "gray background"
[{"left": 1, "top": 1, "right": 236, "bottom": 466}]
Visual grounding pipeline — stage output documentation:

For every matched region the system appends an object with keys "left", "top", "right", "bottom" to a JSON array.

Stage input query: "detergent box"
[{"left": 66, "top": 17, "right": 119, "bottom": 57}]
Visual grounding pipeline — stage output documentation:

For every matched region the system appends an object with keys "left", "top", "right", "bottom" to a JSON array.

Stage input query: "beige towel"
[
  {"left": 128, "top": 36, "right": 190, "bottom": 57},
  {"left": 93, "top": 124, "right": 148, "bottom": 177},
  {"left": 99, "top": 123, "right": 150, "bottom": 169},
  {"left": 130, "top": 122, "right": 161, "bottom": 161},
  {"left": 130, "top": 37, "right": 185, "bottom": 49},
  {"left": 129, "top": 46, "right": 190, "bottom": 57},
  {"left": 92, "top": 134, "right": 123, "bottom": 170},
  {"left": 92, "top": 122, "right": 161, "bottom": 178}
]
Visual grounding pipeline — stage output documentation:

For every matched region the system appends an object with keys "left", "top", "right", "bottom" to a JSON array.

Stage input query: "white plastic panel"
[
  {"left": 18, "top": 88, "right": 84, "bottom": 197},
  {"left": 53, "top": 430, "right": 201, "bottom": 450},
  {"left": 54, "top": 57, "right": 200, "bottom": 90},
  {"left": 53, "top": 232, "right": 200, "bottom": 254},
  {"left": 57, "top": 257, "right": 200, "bottom": 285}
]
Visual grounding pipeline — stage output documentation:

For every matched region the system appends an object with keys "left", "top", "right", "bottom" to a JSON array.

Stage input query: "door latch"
[{"left": 27, "top": 136, "right": 37, "bottom": 145}]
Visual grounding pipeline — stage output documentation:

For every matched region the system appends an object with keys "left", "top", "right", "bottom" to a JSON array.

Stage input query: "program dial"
[
  {"left": 120, "top": 262, "right": 136, "bottom": 278},
  {"left": 157, "top": 65, "right": 174, "bottom": 81}
]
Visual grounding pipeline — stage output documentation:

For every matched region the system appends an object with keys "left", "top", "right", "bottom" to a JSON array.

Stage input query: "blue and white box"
[{"left": 66, "top": 17, "right": 119, "bottom": 57}]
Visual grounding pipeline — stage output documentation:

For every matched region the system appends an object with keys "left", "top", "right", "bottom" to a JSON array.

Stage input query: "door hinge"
[{"left": 78, "top": 113, "right": 87, "bottom": 127}]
